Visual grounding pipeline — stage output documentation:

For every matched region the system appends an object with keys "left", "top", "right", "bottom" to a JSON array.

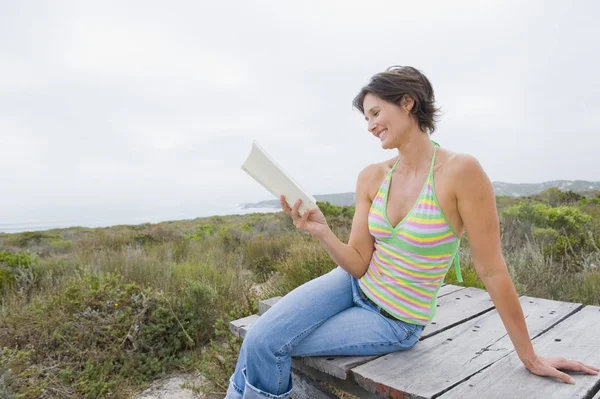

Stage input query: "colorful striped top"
[{"left": 358, "top": 143, "right": 463, "bottom": 326}]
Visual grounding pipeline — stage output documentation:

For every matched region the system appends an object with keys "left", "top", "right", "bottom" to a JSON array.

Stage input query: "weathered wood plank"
[
  {"left": 299, "top": 355, "right": 381, "bottom": 380},
  {"left": 439, "top": 306, "right": 600, "bottom": 399},
  {"left": 259, "top": 296, "right": 282, "bottom": 315},
  {"left": 292, "top": 359, "right": 382, "bottom": 399},
  {"left": 291, "top": 368, "right": 340, "bottom": 399},
  {"left": 436, "top": 284, "right": 466, "bottom": 298},
  {"left": 351, "top": 296, "right": 583, "bottom": 399},
  {"left": 229, "top": 314, "right": 259, "bottom": 339},
  {"left": 421, "top": 287, "right": 494, "bottom": 339}
]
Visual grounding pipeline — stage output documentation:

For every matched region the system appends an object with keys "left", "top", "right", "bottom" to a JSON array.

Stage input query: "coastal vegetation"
[{"left": 0, "top": 187, "right": 599, "bottom": 398}]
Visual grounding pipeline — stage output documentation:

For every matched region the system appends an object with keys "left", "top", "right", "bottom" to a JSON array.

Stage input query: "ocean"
[{"left": 0, "top": 205, "right": 281, "bottom": 234}]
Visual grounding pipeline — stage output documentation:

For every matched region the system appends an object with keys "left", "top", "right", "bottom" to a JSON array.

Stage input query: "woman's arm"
[
  {"left": 280, "top": 164, "right": 377, "bottom": 279},
  {"left": 453, "top": 154, "right": 599, "bottom": 384}
]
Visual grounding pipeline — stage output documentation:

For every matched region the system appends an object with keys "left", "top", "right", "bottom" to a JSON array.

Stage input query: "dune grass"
[{"left": 0, "top": 189, "right": 599, "bottom": 397}]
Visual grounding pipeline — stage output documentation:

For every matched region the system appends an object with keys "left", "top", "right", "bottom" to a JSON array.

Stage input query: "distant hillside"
[
  {"left": 241, "top": 192, "right": 356, "bottom": 209},
  {"left": 492, "top": 180, "right": 600, "bottom": 196},
  {"left": 241, "top": 180, "right": 600, "bottom": 209}
]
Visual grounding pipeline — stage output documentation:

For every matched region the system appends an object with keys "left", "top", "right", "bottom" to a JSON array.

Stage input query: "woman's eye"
[{"left": 374, "top": 111, "right": 380, "bottom": 116}]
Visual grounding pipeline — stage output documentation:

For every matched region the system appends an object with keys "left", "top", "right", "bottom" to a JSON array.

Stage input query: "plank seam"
[
  {"left": 431, "top": 302, "right": 588, "bottom": 398},
  {"left": 529, "top": 304, "right": 584, "bottom": 340},
  {"left": 583, "top": 378, "right": 600, "bottom": 399},
  {"left": 420, "top": 306, "right": 496, "bottom": 341},
  {"left": 430, "top": 358, "right": 504, "bottom": 398}
]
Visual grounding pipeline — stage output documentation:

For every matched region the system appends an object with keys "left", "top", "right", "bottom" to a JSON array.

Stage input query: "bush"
[
  {"left": 502, "top": 202, "right": 591, "bottom": 236},
  {"left": 535, "top": 187, "right": 584, "bottom": 207},
  {"left": 217, "top": 225, "right": 247, "bottom": 252},
  {"left": 501, "top": 203, "right": 596, "bottom": 270},
  {"left": 0, "top": 250, "right": 36, "bottom": 268},
  {"left": 0, "top": 250, "right": 37, "bottom": 294},
  {"left": 12, "top": 232, "right": 59, "bottom": 248},
  {"left": 241, "top": 237, "right": 292, "bottom": 283},
  {"left": 196, "top": 306, "right": 251, "bottom": 397},
  {"left": 264, "top": 240, "right": 337, "bottom": 297},
  {"left": 0, "top": 272, "right": 215, "bottom": 398},
  {"left": 187, "top": 224, "right": 219, "bottom": 241}
]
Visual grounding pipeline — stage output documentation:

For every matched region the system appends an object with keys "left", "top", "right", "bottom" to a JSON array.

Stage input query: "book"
[{"left": 241, "top": 140, "right": 318, "bottom": 217}]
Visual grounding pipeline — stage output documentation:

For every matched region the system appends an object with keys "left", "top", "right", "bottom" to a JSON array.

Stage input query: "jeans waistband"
[{"left": 358, "top": 287, "right": 399, "bottom": 321}]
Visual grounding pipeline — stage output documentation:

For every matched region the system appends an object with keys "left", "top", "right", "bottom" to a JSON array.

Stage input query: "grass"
[{"left": 0, "top": 191, "right": 599, "bottom": 397}]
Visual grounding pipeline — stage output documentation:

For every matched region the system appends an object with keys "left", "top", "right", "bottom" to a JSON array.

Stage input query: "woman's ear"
[{"left": 401, "top": 95, "right": 415, "bottom": 113}]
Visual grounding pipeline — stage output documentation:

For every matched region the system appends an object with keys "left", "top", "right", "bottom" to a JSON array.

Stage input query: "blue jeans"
[{"left": 225, "top": 266, "right": 425, "bottom": 398}]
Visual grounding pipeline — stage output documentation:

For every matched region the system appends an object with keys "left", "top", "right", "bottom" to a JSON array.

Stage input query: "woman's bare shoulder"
[
  {"left": 357, "top": 157, "right": 397, "bottom": 201},
  {"left": 358, "top": 157, "right": 397, "bottom": 180},
  {"left": 436, "top": 147, "right": 481, "bottom": 174}
]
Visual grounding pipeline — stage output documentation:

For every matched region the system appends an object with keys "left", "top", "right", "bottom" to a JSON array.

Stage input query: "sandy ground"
[{"left": 133, "top": 372, "right": 212, "bottom": 399}]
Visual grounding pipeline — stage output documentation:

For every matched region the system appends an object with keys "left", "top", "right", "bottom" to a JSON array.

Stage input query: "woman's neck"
[{"left": 394, "top": 129, "right": 434, "bottom": 175}]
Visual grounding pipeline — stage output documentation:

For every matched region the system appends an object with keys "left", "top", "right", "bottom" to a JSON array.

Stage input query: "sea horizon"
[{"left": 0, "top": 204, "right": 282, "bottom": 234}]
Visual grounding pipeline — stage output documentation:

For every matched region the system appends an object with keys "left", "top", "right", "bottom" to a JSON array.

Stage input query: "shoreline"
[{"left": 0, "top": 206, "right": 282, "bottom": 235}]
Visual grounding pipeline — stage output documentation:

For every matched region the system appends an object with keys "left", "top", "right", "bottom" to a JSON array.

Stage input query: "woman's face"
[{"left": 363, "top": 93, "right": 414, "bottom": 148}]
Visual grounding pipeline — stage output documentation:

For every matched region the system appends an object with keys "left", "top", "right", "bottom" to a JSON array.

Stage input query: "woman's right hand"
[{"left": 279, "top": 195, "right": 329, "bottom": 238}]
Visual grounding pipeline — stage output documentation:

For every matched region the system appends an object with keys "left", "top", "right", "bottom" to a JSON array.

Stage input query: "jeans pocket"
[{"left": 391, "top": 318, "right": 425, "bottom": 344}]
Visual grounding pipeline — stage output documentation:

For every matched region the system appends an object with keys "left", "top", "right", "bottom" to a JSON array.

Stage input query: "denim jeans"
[{"left": 225, "top": 266, "right": 425, "bottom": 399}]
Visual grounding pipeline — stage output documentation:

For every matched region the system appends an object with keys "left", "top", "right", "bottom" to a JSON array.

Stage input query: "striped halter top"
[{"left": 358, "top": 143, "right": 463, "bottom": 326}]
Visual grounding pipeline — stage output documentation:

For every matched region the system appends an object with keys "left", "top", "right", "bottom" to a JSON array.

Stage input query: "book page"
[{"left": 241, "top": 141, "right": 318, "bottom": 216}]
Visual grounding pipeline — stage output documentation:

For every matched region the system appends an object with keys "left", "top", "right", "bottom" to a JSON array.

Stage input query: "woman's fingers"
[
  {"left": 281, "top": 196, "right": 313, "bottom": 233},
  {"left": 279, "top": 195, "right": 288, "bottom": 213},
  {"left": 561, "top": 359, "right": 599, "bottom": 375},
  {"left": 291, "top": 198, "right": 302, "bottom": 219},
  {"left": 301, "top": 208, "right": 311, "bottom": 225},
  {"left": 281, "top": 196, "right": 302, "bottom": 218},
  {"left": 280, "top": 195, "right": 295, "bottom": 216},
  {"left": 553, "top": 369, "right": 575, "bottom": 384}
]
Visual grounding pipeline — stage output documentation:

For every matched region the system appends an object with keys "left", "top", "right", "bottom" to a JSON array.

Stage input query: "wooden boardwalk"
[{"left": 230, "top": 284, "right": 600, "bottom": 399}]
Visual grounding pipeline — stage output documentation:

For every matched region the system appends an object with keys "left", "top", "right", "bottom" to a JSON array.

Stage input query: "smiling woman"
[
  {"left": 224, "top": 66, "right": 600, "bottom": 399},
  {"left": 353, "top": 65, "right": 440, "bottom": 137}
]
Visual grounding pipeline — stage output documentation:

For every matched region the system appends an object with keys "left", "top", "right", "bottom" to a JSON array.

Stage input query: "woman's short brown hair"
[{"left": 352, "top": 66, "right": 440, "bottom": 134}]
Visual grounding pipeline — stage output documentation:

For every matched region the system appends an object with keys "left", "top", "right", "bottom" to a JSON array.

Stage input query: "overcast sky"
[{"left": 1, "top": 1, "right": 599, "bottom": 224}]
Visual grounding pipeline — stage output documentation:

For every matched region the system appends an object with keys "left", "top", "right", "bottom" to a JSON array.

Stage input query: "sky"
[{"left": 1, "top": 1, "right": 599, "bottom": 228}]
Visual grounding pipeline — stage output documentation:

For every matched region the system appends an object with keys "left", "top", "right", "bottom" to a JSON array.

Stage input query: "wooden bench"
[{"left": 230, "top": 284, "right": 600, "bottom": 398}]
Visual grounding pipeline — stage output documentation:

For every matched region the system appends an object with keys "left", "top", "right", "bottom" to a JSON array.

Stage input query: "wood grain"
[
  {"left": 439, "top": 306, "right": 600, "bottom": 399},
  {"left": 351, "top": 296, "right": 582, "bottom": 399}
]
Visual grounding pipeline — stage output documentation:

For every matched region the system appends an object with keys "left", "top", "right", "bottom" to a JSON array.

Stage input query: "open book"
[{"left": 241, "top": 141, "right": 318, "bottom": 217}]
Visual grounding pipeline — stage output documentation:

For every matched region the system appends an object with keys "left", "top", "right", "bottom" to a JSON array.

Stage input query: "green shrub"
[
  {"left": 265, "top": 241, "right": 337, "bottom": 297},
  {"left": 48, "top": 238, "right": 75, "bottom": 254},
  {"left": 317, "top": 201, "right": 344, "bottom": 218},
  {"left": 187, "top": 223, "right": 219, "bottom": 241},
  {"left": 0, "top": 272, "right": 214, "bottom": 398},
  {"left": 570, "top": 271, "right": 600, "bottom": 305},
  {"left": 12, "top": 231, "right": 59, "bottom": 247},
  {"left": 217, "top": 225, "right": 254, "bottom": 252},
  {"left": 535, "top": 187, "right": 584, "bottom": 206},
  {"left": 502, "top": 203, "right": 595, "bottom": 269},
  {"left": 250, "top": 255, "right": 277, "bottom": 283},
  {"left": 241, "top": 237, "right": 292, "bottom": 283},
  {"left": 443, "top": 258, "right": 484, "bottom": 289},
  {"left": 532, "top": 227, "right": 560, "bottom": 245},
  {"left": 134, "top": 233, "right": 158, "bottom": 246},
  {"left": 578, "top": 197, "right": 600, "bottom": 224},
  {"left": 502, "top": 202, "right": 591, "bottom": 236},
  {"left": 0, "top": 250, "right": 37, "bottom": 293},
  {"left": 0, "top": 250, "right": 35, "bottom": 268},
  {"left": 196, "top": 304, "right": 255, "bottom": 397}
]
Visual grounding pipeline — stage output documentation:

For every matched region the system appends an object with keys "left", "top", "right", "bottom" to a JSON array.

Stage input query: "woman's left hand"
[{"left": 525, "top": 355, "right": 599, "bottom": 384}]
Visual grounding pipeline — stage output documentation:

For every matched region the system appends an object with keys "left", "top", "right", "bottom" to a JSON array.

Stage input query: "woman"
[{"left": 225, "top": 66, "right": 599, "bottom": 399}]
